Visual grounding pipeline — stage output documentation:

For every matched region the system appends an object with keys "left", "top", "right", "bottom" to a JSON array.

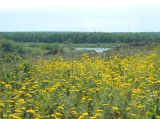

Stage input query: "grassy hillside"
[{"left": 0, "top": 43, "right": 160, "bottom": 118}]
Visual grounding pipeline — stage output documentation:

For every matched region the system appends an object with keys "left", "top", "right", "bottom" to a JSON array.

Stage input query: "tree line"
[{"left": 0, "top": 32, "right": 160, "bottom": 43}]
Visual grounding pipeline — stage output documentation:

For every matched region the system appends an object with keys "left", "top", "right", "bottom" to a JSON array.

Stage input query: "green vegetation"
[
  {"left": 0, "top": 39, "right": 24, "bottom": 53},
  {"left": 0, "top": 32, "right": 160, "bottom": 43},
  {"left": 0, "top": 32, "right": 160, "bottom": 119},
  {"left": 1, "top": 32, "right": 159, "bottom": 57},
  {"left": 0, "top": 43, "right": 160, "bottom": 119},
  {"left": 0, "top": 39, "right": 124, "bottom": 58}
]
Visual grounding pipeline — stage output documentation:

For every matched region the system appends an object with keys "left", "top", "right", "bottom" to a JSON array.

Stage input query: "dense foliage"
[
  {"left": 0, "top": 32, "right": 160, "bottom": 43},
  {"left": 0, "top": 39, "right": 24, "bottom": 53},
  {"left": 0, "top": 51, "right": 160, "bottom": 119}
]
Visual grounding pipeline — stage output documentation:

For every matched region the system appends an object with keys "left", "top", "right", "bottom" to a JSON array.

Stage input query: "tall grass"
[{"left": 0, "top": 44, "right": 160, "bottom": 119}]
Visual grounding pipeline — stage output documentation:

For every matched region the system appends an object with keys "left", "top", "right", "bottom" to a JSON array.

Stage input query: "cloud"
[{"left": 0, "top": 0, "right": 160, "bottom": 31}]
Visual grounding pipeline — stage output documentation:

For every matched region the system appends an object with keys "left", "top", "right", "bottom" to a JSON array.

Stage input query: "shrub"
[
  {"left": 0, "top": 39, "right": 16, "bottom": 52},
  {"left": 0, "top": 39, "right": 25, "bottom": 53}
]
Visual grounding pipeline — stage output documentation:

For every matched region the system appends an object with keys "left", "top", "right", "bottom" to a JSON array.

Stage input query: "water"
[{"left": 75, "top": 48, "right": 110, "bottom": 53}]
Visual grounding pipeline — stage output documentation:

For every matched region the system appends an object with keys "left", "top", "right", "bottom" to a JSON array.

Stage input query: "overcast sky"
[{"left": 0, "top": 0, "right": 160, "bottom": 32}]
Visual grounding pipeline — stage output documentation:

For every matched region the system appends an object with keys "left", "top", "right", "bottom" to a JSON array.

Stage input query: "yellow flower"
[
  {"left": 9, "top": 114, "right": 21, "bottom": 119},
  {"left": 132, "top": 89, "right": 141, "bottom": 94},
  {"left": 5, "top": 84, "right": 12, "bottom": 89},
  {"left": 136, "top": 105, "right": 145, "bottom": 109},
  {"left": 156, "top": 80, "right": 160, "bottom": 83},
  {"left": 58, "top": 105, "right": 64, "bottom": 110},
  {"left": 51, "top": 112, "right": 62, "bottom": 119},
  {"left": 21, "top": 107, "right": 26, "bottom": 110},
  {"left": 82, "top": 112, "right": 88, "bottom": 116},
  {"left": 71, "top": 110, "right": 78, "bottom": 116},
  {"left": 35, "top": 113, "right": 41, "bottom": 118},
  {"left": 26, "top": 109, "right": 35, "bottom": 114},
  {"left": 90, "top": 116, "right": 97, "bottom": 119},
  {"left": 15, "top": 109, "right": 22, "bottom": 113},
  {"left": 145, "top": 111, "right": 151, "bottom": 115},
  {"left": 17, "top": 99, "right": 25, "bottom": 105},
  {"left": 96, "top": 109, "right": 103, "bottom": 113},
  {"left": 77, "top": 115, "right": 84, "bottom": 119},
  {"left": 112, "top": 107, "right": 119, "bottom": 111},
  {"left": 0, "top": 103, "right": 4, "bottom": 107},
  {"left": 125, "top": 107, "right": 131, "bottom": 111},
  {"left": 26, "top": 93, "right": 32, "bottom": 98},
  {"left": 156, "top": 115, "right": 160, "bottom": 119}
]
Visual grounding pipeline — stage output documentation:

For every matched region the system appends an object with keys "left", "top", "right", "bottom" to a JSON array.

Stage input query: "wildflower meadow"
[{"left": 0, "top": 52, "right": 160, "bottom": 119}]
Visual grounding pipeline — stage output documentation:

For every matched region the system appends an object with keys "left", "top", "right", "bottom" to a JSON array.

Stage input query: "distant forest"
[{"left": 0, "top": 32, "right": 160, "bottom": 43}]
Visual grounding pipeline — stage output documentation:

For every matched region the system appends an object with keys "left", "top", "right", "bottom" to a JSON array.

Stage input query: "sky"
[{"left": 0, "top": 0, "right": 160, "bottom": 32}]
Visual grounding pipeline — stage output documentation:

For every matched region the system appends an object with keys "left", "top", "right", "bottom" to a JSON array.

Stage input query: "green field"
[{"left": 0, "top": 35, "right": 160, "bottom": 119}]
